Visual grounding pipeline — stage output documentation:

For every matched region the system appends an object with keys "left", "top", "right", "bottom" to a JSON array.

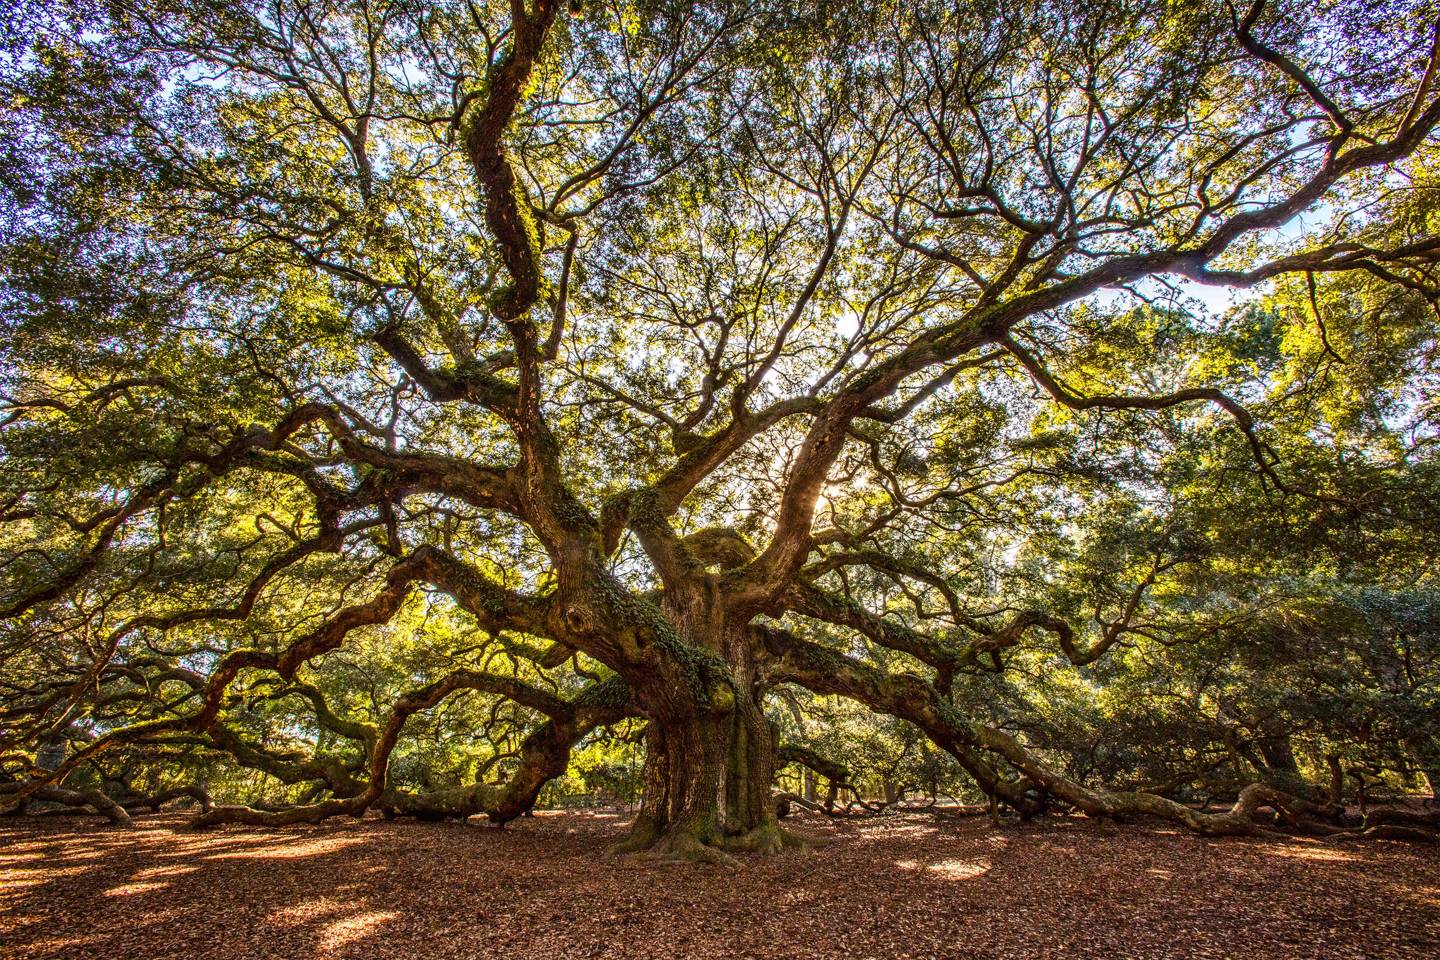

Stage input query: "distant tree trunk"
[
  {"left": 1255, "top": 724, "right": 1312, "bottom": 797},
  {"left": 36, "top": 732, "right": 67, "bottom": 773},
  {"left": 1407, "top": 737, "right": 1440, "bottom": 802},
  {"left": 823, "top": 778, "right": 839, "bottom": 813},
  {"left": 802, "top": 769, "right": 817, "bottom": 804},
  {"left": 10, "top": 731, "right": 71, "bottom": 817},
  {"left": 1351, "top": 770, "right": 1370, "bottom": 815},
  {"left": 1327, "top": 754, "right": 1345, "bottom": 806}
]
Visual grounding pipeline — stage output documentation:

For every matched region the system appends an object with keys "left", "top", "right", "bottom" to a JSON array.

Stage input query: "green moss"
[
  {"left": 627, "top": 485, "right": 664, "bottom": 527},
  {"left": 592, "top": 578, "right": 734, "bottom": 709},
  {"left": 551, "top": 491, "right": 596, "bottom": 530},
  {"left": 514, "top": 196, "right": 546, "bottom": 276},
  {"left": 575, "top": 674, "right": 630, "bottom": 710},
  {"left": 442, "top": 558, "right": 511, "bottom": 614}
]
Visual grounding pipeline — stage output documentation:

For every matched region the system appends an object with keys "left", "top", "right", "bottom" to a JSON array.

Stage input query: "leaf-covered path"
[{"left": 2, "top": 810, "right": 1436, "bottom": 960}]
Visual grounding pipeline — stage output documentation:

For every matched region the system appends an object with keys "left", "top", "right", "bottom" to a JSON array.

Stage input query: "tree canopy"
[{"left": 2, "top": 0, "right": 1439, "bottom": 858}]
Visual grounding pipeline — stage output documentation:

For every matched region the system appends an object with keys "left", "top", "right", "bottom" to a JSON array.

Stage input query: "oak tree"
[{"left": 3, "top": 0, "right": 1439, "bottom": 858}]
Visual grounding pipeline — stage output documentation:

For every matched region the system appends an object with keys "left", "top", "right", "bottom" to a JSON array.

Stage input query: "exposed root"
[
  {"left": 609, "top": 813, "right": 817, "bottom": 862},
  {"left": 723, "top": 822, "right": 814, "bottom": 855},
  {"left": 606, "top": 815, "right": 740, "bottom": 865},
  {"left": 604, "top": 815, "right": 662, "bottom": 856},
  {"left": 638, "top": 829, "right": 737, "bottom": 866}
]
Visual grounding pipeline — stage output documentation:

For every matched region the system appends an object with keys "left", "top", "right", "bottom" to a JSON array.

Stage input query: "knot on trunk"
[
  {"left": 562, "top": 603, "right": 593, "bottom": 634},
  {"left": 680, "top": 527, "right": 758, "bottom": 570}
]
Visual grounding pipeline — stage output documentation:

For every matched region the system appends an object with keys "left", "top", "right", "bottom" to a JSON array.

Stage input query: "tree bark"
[
  {"left": 616, "top": 688, "right": 783, "bottom": 861},
  {"left": 609, "top": 604, "right": 791, "bottom": 861},
  {"left": 1327, "top": 754, "right": 1345, "bottom": 806}
]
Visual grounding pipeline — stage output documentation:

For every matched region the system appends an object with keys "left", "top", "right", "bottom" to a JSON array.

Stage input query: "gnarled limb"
[
  {"left": 194, "top": 674, "right": 631, "bottom": 829},
  {"left": 118, "top": 785, "right": 213, "bottom": 814},
  {"left": 1, "top": 784, "right": 134, "bottom": 827},
  {"left": 759, "top": 626, "right": 1382, "bottom": 839}
]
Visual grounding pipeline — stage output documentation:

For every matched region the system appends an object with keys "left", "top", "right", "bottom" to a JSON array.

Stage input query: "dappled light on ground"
[
  {"left": 1, "top": 810, "right": 1437, "bottom": 959},
  {"left": 894, "top": 856, "right": 992, "bottom": 880},
  {"left": 1254, "top": 843, "right": 1361, "bottom": 863},
  {"left": 320, "top": 912, "right": 400, "bottom": 955},
  {"left": 930, "top": 858, "right": 991, "bottom": 881},
  {"left": 101, "top": 881, "right": 170, "bottom": 898},
  {"left": 203, "top": 836, "right": 370, "bottom": 861}
]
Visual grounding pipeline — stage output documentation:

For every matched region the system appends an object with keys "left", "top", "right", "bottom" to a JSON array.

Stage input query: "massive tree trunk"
[
  {"left": 609, "top": 601, "right": 788, "bottom": 862},
  {"left": 619, "top": 706, "right": 780, "bottom": 860},
  {"left": 1254, "top": 723, "right": 1314, "bottom": 798}
]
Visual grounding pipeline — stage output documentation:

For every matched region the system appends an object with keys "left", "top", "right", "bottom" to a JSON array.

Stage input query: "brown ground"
[{"left": 2, "top": 809, "right": 1437, "bottom": 960}]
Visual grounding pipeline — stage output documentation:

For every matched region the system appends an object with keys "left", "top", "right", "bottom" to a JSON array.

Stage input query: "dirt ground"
[{"left": 1, "top": 808, "right": 1437, "bottom": 960}]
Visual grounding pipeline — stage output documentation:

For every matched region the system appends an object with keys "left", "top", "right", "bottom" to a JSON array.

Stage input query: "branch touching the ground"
[
  {"left": 192, "top": 675, "right": 631, "bottom": 828},
  {"left": 758, "top": 626, "right": 1427, "bottom": 840},
  {"left": 0, "top": 785, "right": 135, "bottom": 827}
]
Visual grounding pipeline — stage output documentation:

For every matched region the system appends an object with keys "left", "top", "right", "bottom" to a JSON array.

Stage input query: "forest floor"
[{"left": 1, "top": 808, "right": 1437, "bottom": 960}]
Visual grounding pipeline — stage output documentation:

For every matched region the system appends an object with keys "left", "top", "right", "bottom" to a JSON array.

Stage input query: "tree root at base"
[
  {"left": 606, "top": 814, "right": 816, "bottom": 863},
  {"left": 637, "top": 829, "right": 738, "bottom": 866},
  {"left": 722, "top": 822, "right": 813, "bottom": 855},
  {"left": 604, "top": 816, "right": 663, "bottom": 857}
]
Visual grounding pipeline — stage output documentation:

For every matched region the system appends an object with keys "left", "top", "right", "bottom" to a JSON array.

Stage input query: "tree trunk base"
[
  {"left": 721, "top": 822, "right": 811, "bottom": 855},
  {"left": 604, "top": 814, "right": 664, "bottom": 856},
  {"left": 641, "top": 828, "right": 738, "bottom": 866},
  {"left": 606, "top": 815, "right": 736, "bottom": 865},
  {"left": 607, "top": 811, "right": 813, "bottom": 863}
]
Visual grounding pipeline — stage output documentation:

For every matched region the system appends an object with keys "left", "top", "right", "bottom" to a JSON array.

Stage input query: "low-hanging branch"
[
  {"left": 757, "top": 625, "right": 1386, "bottom": 838},
  {"left": 194, "top": 673, "right": 631, "bottom": 828}
]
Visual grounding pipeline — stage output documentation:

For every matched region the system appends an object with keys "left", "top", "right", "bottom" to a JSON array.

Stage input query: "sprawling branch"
[
  {"left": 194, "top": 673, "right": 631, "bottom": 827},
  {"left": 760, "top": 626, "right": 1352, "bottom": 837}
]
